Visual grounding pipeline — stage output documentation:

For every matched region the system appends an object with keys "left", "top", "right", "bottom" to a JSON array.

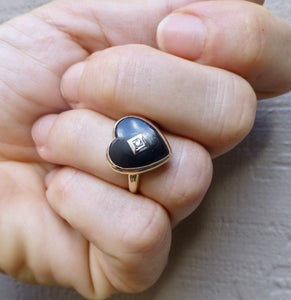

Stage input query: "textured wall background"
[{"left": 0, "top": 0, "right": 290, "bottom": 299}]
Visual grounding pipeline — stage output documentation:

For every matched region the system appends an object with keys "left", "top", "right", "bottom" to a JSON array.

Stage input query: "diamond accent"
[{"left": 127, "top": 134, "right": 148, "bottom": 155}]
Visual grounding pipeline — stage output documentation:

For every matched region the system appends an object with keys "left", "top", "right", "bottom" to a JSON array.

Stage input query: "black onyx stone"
[{"left": 107, "top": 116, "right": 171, "bottom": 172}]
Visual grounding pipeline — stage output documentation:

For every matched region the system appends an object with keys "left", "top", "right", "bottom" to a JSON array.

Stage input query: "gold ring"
[{"left": 106, "top": 116, "right": 172, "bottom": 193}]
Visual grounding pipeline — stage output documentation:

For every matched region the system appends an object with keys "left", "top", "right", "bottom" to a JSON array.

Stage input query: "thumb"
[
  {"left": 33, "top": 0, "right": 195, "bottom": 52},
  {"left": 34, "top": 0, "right": 265, "bottom": 53},
  {"left": 157, "top": 1, "right": 291, "bottom": 98}
]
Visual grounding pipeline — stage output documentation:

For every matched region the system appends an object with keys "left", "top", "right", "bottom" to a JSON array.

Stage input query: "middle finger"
[{"left": 61, "top": 45, "right": 257, "bottom": 157}]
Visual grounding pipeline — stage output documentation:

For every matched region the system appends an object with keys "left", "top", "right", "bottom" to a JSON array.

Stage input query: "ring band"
[
  {"left": 128, "top": 174, "right": 139, "bottom": 193},
  {"left": 106, "top": 116, "right": 172, "bottom": 193}
]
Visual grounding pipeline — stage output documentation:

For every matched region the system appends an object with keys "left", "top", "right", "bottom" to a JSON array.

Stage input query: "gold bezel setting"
[{"left": 106, "top": 116, "right": 173, "bottom": 192}]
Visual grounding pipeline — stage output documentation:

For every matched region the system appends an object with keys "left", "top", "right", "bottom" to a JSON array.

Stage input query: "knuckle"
[
  {"left": 89, "top": 46, "right": 143, "bottom": 110},
  {"left": 235, "top": 79, "right": 257, "bottom": 139},
  {"left": 45, "top": 114, "right": 68, "bottom": 147},
  {"left": 47, "top": 168, "right": 78, "bottom": 205},
  {"left": 167, "top": 140, "right": 213, "bottom": 220},
  {"left": 90, "top": 48, "right": 124, "bottom": 109},
  {"left": 59, "top": 110, "right": 89, "bottom": 147},
  {"left": 240, "top": 6, "right": 266, "bottom": 69},
  {"left": 46, "top": 110, "right": 89, "bottom": 154},
  {"left": 87, "top": 45, "right": 152, "bottom": 112},
  {"left": 121, "top": 202, "right": 170, "bottom": 255},
  {"left": 214, "top": 73, "right": 257, "bottom": 149},
  {"left": 231, "top": 77, "right": 257, "bottom": 141}
]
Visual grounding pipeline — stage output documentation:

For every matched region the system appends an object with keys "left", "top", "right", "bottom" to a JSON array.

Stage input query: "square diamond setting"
[{"left": 127, "top": 134, "right": 148, "bottom": 155}]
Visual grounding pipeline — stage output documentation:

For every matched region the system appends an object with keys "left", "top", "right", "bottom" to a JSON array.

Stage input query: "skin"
[{"left": 0, "top": 0, "right": 290, "bottom": 299}]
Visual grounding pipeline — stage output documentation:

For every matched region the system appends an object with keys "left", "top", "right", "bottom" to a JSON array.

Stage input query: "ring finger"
[{"left": 32, "top": 109, "right": 213, "bottom": 226}]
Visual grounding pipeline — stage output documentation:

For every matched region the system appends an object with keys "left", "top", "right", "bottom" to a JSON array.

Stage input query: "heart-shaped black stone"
[{"left": 107, "top": 116, "right": 172, "bottom": 173}]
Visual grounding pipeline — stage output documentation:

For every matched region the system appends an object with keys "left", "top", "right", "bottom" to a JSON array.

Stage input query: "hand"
[
  {"left": 31, "top": 0, "right": 290, "bottom": 297},
  {"left": 0, "top": 1, "right": 209, "bottom": 297},
  {"left": 0, "top": 1, "right": 287, "bottom": 300}
]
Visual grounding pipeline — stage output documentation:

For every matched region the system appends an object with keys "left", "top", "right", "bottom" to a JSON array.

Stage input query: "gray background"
[{"left": 0, "top": 0, "right": 290, "bottom": 299}]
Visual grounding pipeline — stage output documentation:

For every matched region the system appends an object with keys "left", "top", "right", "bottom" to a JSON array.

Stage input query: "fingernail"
[
  {"left": 32, "top": 114, "right": 58, "bottom": 147},
  {"left": 61, "top": 62, "right": 86, "bottom": 104},
  {"left": 157, "top": 13, "right": 206, "bottom": 60}
]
